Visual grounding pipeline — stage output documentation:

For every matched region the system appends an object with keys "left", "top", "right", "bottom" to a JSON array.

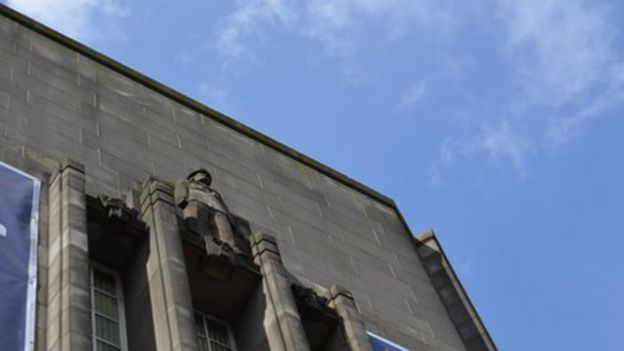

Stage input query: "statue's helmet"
[{"left": 187, "top": 168, "right": 212, "bottom": 185}]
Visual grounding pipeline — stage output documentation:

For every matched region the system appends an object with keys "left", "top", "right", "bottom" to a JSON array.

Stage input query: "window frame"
[
  {"left": 90, "top": 262, "right": 129, "bottom": 351},
  {"left": 194, "top": 310, "right": 237, "bottom": 351}
]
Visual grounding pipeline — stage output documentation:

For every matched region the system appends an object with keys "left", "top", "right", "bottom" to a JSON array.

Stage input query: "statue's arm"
[
  {"left": 174, "top": 180, "right": 189, "bottom": 209},
  {"left": 213, "top": 190, "right": 230, "bottom": 212},
  {"left": 213, "top": 190, "right": 236, "bottom": 221}
]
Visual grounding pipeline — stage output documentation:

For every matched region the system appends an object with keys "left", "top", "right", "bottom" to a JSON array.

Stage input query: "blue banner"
[
  {"left": 368, "top": 331, "right": 411, "bottom": 351},
  {"left": 0, "top": 162, "right": 40, "bottom": 351}
]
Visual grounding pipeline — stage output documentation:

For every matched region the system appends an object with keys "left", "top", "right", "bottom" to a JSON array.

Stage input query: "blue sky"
[{"left": 4, "top": 0, "right": 623, "bottom": 349}]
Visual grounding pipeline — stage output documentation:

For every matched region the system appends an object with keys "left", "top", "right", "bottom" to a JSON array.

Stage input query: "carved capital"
[
  {"left": 98, "top": 195, "right": 138, "bottom": 222},
  {"left": 292, "top": 284, "right": 337, "bottom": 323},
  {"left": 250, "top": 231, "right": 281, "bottom": 261}
]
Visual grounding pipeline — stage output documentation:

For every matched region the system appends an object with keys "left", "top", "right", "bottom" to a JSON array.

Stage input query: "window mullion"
[
  {"left": 91, "top": 263, "right": 127, "bottom": 351},
  {"left": 207, "top": 314, "right": 212, "bottom": 351}
]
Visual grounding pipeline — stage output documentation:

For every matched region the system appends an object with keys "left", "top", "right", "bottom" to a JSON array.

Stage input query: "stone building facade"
[{"left": 0, "top": 5, "right": 495, "bottom": 351}]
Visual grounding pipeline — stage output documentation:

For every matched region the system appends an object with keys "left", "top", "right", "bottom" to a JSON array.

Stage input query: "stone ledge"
[{"left": 414, "top": 229, "right": 497, "bottom": 351}]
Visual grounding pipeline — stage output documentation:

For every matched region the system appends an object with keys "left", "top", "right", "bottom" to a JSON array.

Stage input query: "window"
[
  {"left": 367, "top": 331, "right": 409, "bottom": 351},
  {"left": 195, "top": 312, "right": 236, "bottom": 351},
  {"left": 90, "top": 264, "right": 128, "bottom": 351}
]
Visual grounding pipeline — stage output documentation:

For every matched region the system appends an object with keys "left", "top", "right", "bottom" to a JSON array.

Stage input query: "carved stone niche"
[
  {"left": 87, "top": 193, "right": 157, "bottom": 351},
  {"left": 290, "top": 282, "right": 375, "bottom": 351},
  {"left": 87, "top": 194, "right": 147, "bottom": 271},
  {"left": 181, "top": 215, "right": 261, "bottom": 320},
  {"left": 291, "top": 284, "right": 344, "bottom": 350},
  {"left": 175, "top": 169, "right": 261, "bottom": 323}
]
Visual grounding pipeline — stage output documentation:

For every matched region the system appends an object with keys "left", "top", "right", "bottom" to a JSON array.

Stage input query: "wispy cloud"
[
  {"left": 499, "top": 0, "right": 620, "bottom": 107},
  {"left": 5, "top": 0, "right": 129, "bottom": 41},
  {"left": 433, "top": 0, "right": 623, "bottom": 182},
  {"left": 480, "top": 120, "right": 531, "bottom": 178},
  {"left": 499, "top": 0, "right": 623, "bottom": 150},
  {"left": 546, "top": 70, "right": 624, "bottom": 145},
  {"left": 216, "top": 0, "right": 297, "bottom": 62},
  {"left": 397, "top": 81, "right": 427, "bottom": 109},
  {"left": 179, "top": 0, "right": 622, "bottom": 183},
  {"left": 212, "top": 0, "right": 456, "bottom": 73},
  {"left": 302, "top": 0, "right": 455, "bottom": 58},
  {"left": 433, "top": 120, "right": 532, "bottom": 183}
]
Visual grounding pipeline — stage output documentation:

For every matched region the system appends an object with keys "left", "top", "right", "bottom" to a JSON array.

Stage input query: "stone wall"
[{"left": 0, "top": 7, "right": 470, "bottom": 350}]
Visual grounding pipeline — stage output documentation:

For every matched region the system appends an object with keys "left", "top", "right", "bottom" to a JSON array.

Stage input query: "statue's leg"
[
  {"left": 183, "top": 201, "right": 201, "bottom": 234},
  {"left": 184, "top": 201, "right": 212, "bottom": 237},
  {"left": 196, "top": 203, "right": 211, "bottom": 236},
  {"left": 213, "top": 211, "right": 241, "bottom": 254}
]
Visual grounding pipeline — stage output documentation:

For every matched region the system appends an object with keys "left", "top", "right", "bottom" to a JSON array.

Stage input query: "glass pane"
[
  {"left": 210, "top": 341, "right": 232, "bottom": 351},
  {"left": 96, "top": 340, "right": 121, "bottom": 351},
  {"left": 206, "top": 319, "right": 229, "bottom": 345},
  {"left": 93, "top": 270, "right": 116, "bottom": 295},
  {"left": 95, "top": 315, "right": 120, "bottom": 345},
  {"left": 197, "top": 337, "right": 209, "bottom": 351},
  {"left": 94, "top": 291, "right": 119, "bottom": 321},
  {"left": 195, "top": 314, "right": 206, "bottom": 336}
]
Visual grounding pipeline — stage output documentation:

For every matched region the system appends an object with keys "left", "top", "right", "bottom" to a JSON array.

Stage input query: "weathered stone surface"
[
  {"left": 140, "top": 178, "right": 199, "bottom": 351},
  {"left": 46, "top": 160, "right": 91, "bottom": 351},
  {"left": 328, "top": 285, "right": 373, "bottom": 351},
  {"left": 0, "top": 5, "right": 495, "bottom": 351},
  {"left": 251, "top": 232, "right": 311, "bottom": 351}
]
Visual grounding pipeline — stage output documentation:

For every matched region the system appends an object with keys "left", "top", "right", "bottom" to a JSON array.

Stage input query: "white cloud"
[
  {"left": 181, "top": 0, "right": 623, "bottom": 182},
  {"left": 216, "top": 0, "right": 297, "bottom": 61},
  {"left": 499, "top": 0, "right": 619, "bottom": 107},
  {"left": 480, "top": 120, "right": 531, "bottom": 178},
  {"left": 397, "top": 82, "right": 427, "bottom": 109},
  {"left": 433, "top": 120, "right": 532, "bottom": 182},
  {"left": 174, "top": 52, "right": 194, "bottom": 64},
  {"left": 440, "top": 137, "right": 473, "bottom": 167},
  {"left": 545, "top": 80, "right": 624, "bottom": 145},
  {"left": 498, "top": 0, "right": 624, "bottom": 150},
  {"left": 215, "top": 0, "right": 456, "bottom": 64},
  {"left": 6, "top": 0, "right": 129, "bottom": 41},
  {"left": 434, "top": 0, "right": 623, "bottom": 182},
  {"left": 304, "top": 0, "right": 455, "bottom": 57}
]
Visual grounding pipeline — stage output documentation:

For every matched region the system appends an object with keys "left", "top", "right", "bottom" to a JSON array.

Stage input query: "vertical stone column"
[
  {"left": 328, "top": 285, "right": 373, "bottom": 351},
  {"left": 251, "top": 232, "right": 311, "bottom": 351},
  {"left": 46, "top": 160, "right": 91, "bottom": 351},
  {"left": 140, "top": 178, "right": 199, "bottom": 351}
]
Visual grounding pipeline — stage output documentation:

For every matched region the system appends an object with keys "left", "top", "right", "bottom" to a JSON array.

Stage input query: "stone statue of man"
[{"left": 174, "top": 169, "right": 242, "bottom": 256}]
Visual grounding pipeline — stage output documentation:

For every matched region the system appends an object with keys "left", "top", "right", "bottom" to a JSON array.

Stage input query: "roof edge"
[
  {"left": 0, "top": 4, "right": 393, "bottom": 207},
  {"left": 414, "top": 229, "right": 497, "bottom": 351}
]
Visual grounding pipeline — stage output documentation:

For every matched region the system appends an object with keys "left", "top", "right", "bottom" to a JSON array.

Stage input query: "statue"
[
  {"left": 98, "top": 195, "right": 138, "bottom": 222},
  {"left": 175, "top": 169, "right": 244, "bottom": 258}
]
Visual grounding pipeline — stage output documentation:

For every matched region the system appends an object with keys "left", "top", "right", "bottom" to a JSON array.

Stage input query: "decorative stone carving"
[
  {"left": 328, "top": 285, "right": 373, "bottom": 351},
  {"left": 175, "top": 169, "right": 245, "bottom": 260},
  {"left": 94, "top": 194, "right": 146, "bottom": 238},
  {"left": 291, "top": 284, "right": 337, "bottom": 322},
  {"left": 98, "top": 194, "right": 138, "bottom": 221}
]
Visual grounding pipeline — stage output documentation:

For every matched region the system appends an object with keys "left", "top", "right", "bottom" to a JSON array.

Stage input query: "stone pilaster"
[
  {"left": 328, "top": 285, "right": 373, "bottom": 351},
  {"left": 140, "top": 178, "right": 199, "bottom": 351},
  {"left": 251, "top": 232, "right": 311, "bottom": 351},
  {"left": 46, "top": 160, "right": 91, "bottom": 351}
]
